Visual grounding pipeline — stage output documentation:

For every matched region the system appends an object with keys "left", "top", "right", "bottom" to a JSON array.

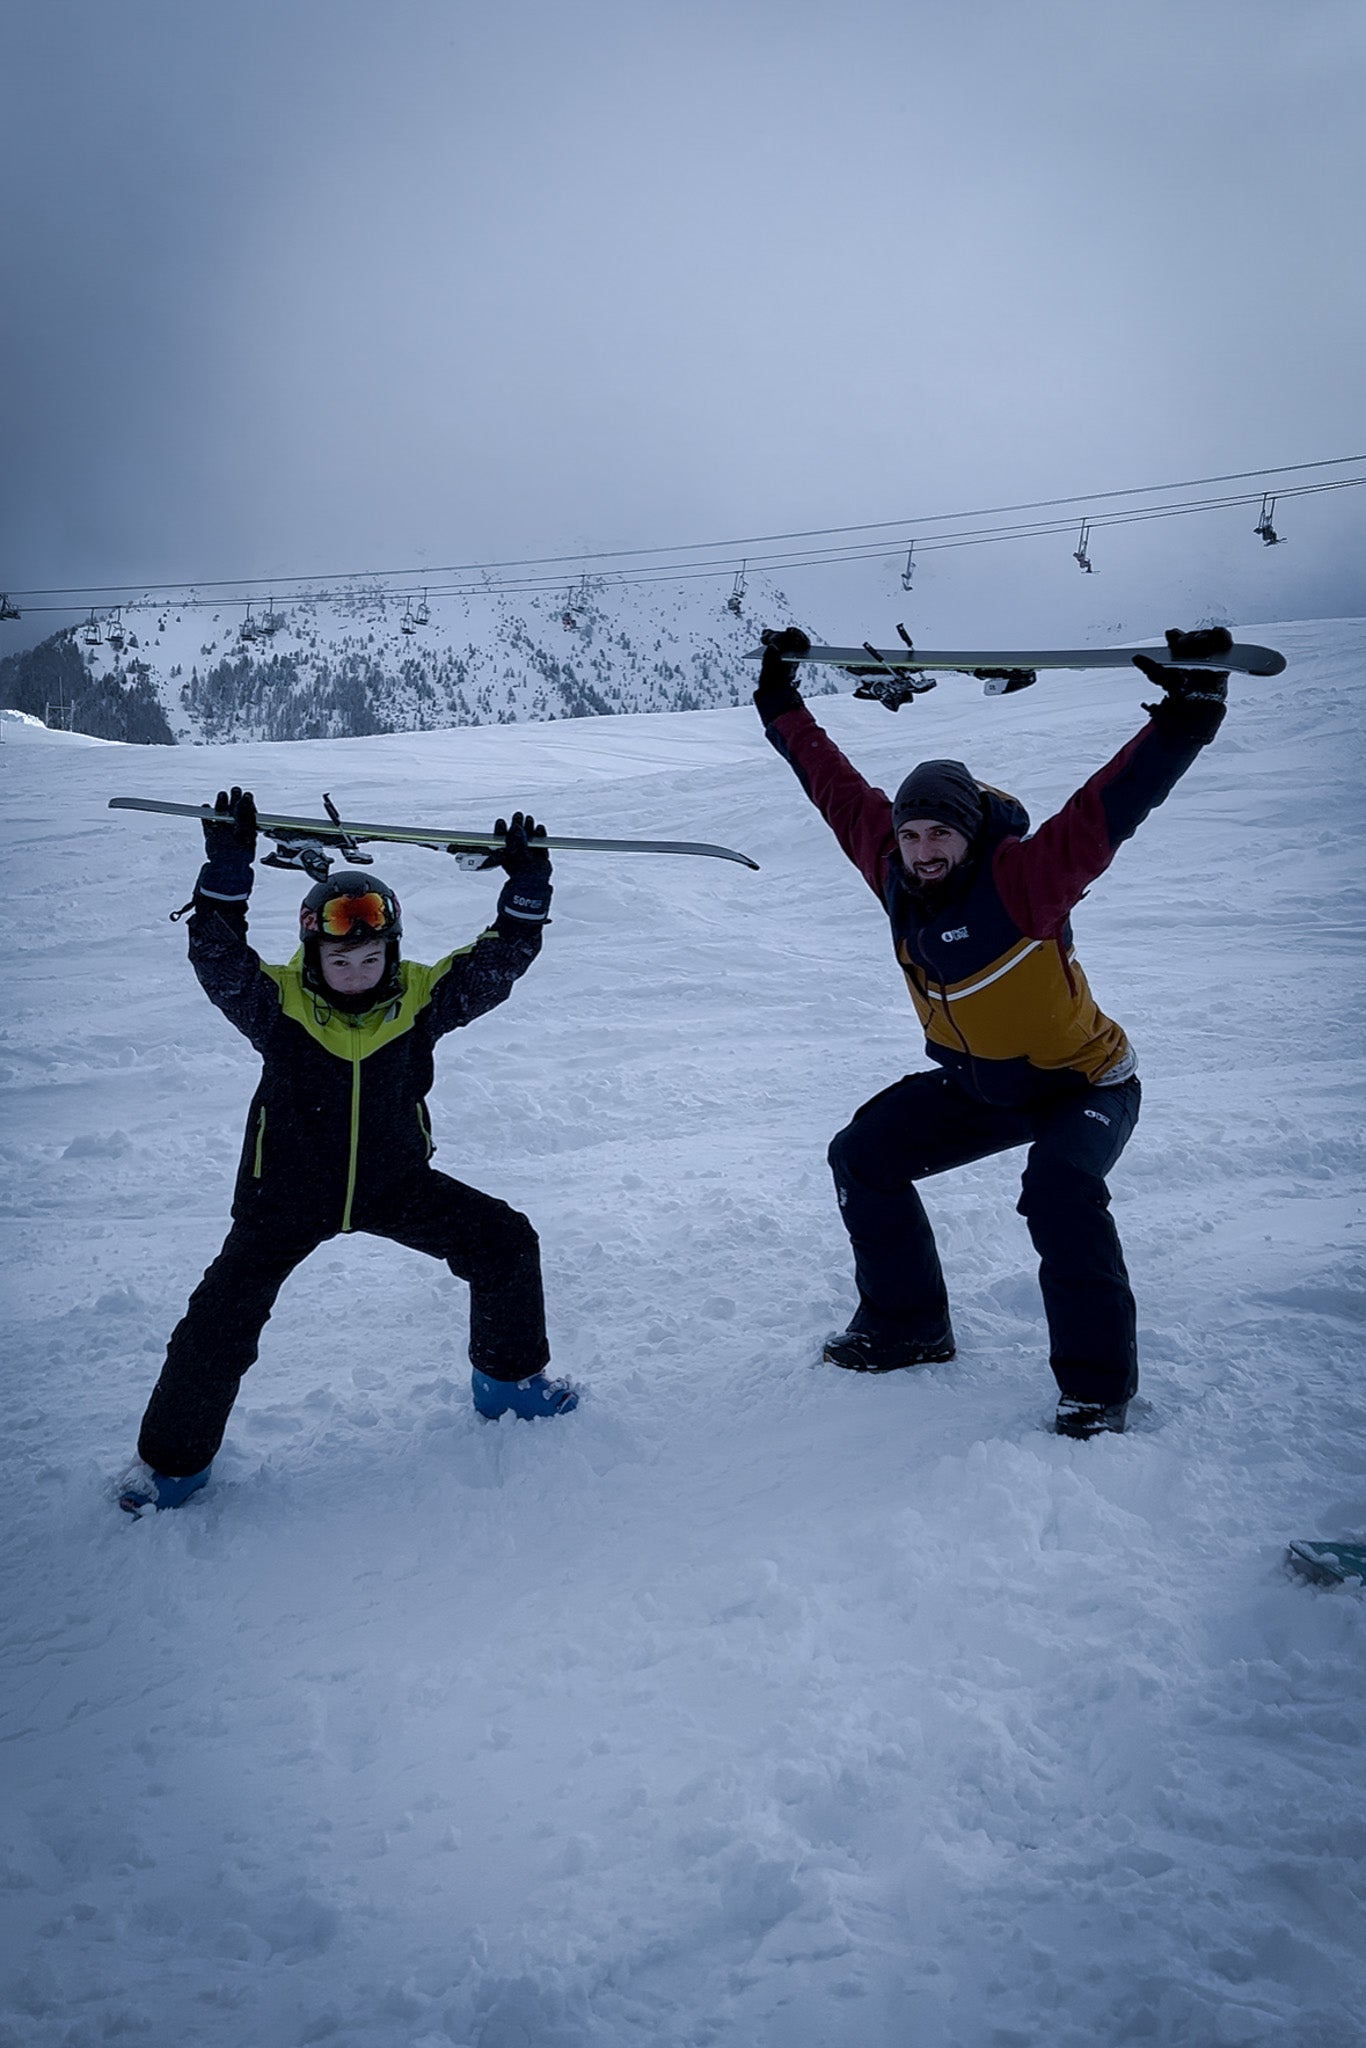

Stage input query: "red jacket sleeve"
[
  {"left": 762, "top": 703, "right": 895, "bottom": 896},
  {"left": 993, "top": 717, "right": 1215, "bottom": 937}
]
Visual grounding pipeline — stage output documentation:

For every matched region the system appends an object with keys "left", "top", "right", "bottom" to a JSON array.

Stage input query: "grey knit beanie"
[{"left": 891, "top": 759, "right": 984, "bottom": 842}]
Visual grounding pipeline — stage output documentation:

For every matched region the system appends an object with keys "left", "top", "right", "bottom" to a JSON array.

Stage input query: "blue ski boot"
[
  {"left": 471, "top": 1369, "right": 579, "bottom": 1420},
  {"left": 118, "top": 1461, "right": 213, "bottom": 1515}
]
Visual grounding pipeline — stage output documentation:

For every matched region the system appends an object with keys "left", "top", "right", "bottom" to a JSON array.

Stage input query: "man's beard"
[{"left": 904, "top": 857, "right": 974, "bottom": 922}]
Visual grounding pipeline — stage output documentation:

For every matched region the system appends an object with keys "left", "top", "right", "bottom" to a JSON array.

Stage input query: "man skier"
[
  {"left": 753, "top": 624, "right": 1230, "bottom": 1438},
  {"left": 119, "top": 791, "right": 575, "bottom": 1514}
]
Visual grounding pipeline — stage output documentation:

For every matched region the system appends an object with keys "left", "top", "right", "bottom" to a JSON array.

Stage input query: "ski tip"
[
  {"left": 1249, "top": 646, "right": 1287, "bottom": 677},
  {"left": 685, "top": 845, "right": 760, "bottom": 870}
]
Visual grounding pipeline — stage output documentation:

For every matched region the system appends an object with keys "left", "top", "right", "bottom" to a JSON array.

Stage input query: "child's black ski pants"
[{"left": 138, "top": 1168, "right": 549, "bottom": 1476}]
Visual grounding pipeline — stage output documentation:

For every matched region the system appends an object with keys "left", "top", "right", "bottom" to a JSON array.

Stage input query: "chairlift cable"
[
  {"left": 8, "top": 454, "right": 1363, "bottom": 603},
  {"left": 14, "top": 471, "right": 1360, "bottom": 620}
]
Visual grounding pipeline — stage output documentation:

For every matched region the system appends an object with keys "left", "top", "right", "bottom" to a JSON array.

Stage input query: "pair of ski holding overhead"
[
  {"left": 111, "top": 626, "right": 1284, "bottom": 876},
  {"left": 113, "top": 626, "right": 1290, "bottom": 1516}
]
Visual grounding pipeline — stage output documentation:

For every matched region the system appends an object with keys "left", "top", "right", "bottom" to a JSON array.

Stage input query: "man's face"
[
  {"left": 896, "top": 817, "right": 971, "bottom": 885},
  {"left": 318, "top": 936, "right": 387, "bottom": 995}
]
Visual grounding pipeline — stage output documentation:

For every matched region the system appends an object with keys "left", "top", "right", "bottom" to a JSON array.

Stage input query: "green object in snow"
[{"left": 1285, "top": 1541, "right": 1366, "bottom": 1588}]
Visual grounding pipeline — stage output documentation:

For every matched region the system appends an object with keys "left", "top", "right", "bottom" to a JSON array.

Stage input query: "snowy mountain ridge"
[{"left": 61, "top": 572, "right": 816, "bottom": 743}]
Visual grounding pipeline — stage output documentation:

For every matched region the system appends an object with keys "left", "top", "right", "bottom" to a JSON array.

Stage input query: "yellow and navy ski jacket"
[
  {"left": 187, "top": 884, "right": 544, "bottom": 1233},
  {"left": 760, "top": 697, "right": 1222, "bottom": 1107}
]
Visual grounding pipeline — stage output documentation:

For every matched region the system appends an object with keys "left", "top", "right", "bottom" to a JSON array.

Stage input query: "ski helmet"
[{"left": 299, "top": 871, "right": 402, "bottom": 947}]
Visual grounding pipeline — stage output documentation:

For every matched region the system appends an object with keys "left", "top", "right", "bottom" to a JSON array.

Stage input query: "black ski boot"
[
  {"left": 823, "top": 1328, "right": 955, "bottom": 1374},
  {"left": 1055, "top": 1398, "right": 1129, "bottom": 1440}
]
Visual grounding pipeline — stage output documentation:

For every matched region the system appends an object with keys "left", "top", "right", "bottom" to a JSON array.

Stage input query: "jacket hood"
[{"left": 977, "top": 782, "right": 1030, "bottom": 847}]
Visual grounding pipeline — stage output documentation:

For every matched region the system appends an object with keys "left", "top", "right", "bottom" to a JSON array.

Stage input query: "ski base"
[
  {"left": 108, "top": 798, "right": 759, "bottom": 871},
  {"left": 1286, "top": 1541, "right": 1366, "bottom": 1588}
]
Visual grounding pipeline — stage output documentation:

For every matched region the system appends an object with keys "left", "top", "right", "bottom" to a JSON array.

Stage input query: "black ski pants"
[
  {"left": 827, "top": 1069, "right": 1142, "bottom": 1405},
  {"left": 138, "top": 1168, "right": 549, "bottom": 1476}
]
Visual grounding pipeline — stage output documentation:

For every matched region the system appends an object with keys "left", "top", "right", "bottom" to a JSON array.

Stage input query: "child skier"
[
  {"left": 753, "top": 625, "right": 1230, "bottom": 1438},
  {"left": 119, "top": 790, "right": 575, "bottom": 1514}
]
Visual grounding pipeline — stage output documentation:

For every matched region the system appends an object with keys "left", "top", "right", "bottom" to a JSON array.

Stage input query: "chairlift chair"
[
  {"left": 84, "top": 611, "right": 103, "bottom": 645},
  {"left": 413, "top": 591, "right": 430, "bottom": 627},
  {"left": 727, "top": 562, "right": 747, "bottom": 617},
  {"left": 901, "top": 543, "right": 916, "bottom": 594},
  {"left": 1073, "top": 520, "right": 1094, "bottom": 574},
  {"left": 239, "top": 604, "right": 259, "bottom": 643},
  {"left": 0, "top": 595, "right": 22, "bottom": 622},
  {"left": 1254, "top": 494, "right": 1283, "bottom": 545}
]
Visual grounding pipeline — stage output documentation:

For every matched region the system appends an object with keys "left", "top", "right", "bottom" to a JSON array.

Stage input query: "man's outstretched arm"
[
  {"left": 753, "top": 628, "right": 896, "bottom": 897},
  {"left": 994, "top": 628, "right": 1230, "bottom": 938}
]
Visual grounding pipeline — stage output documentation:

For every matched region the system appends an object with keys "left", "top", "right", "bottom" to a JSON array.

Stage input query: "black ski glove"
[
  {"left": 1133, "top": 628, "right": 1230, "bottom": 744},
  {"left": 199, "top": 787, "right": 257, "bottom": 897},
  {"left": 480, "top": 812, "right": 553, "bottom": 924},
  {"left": 754, "top": 626, "right": 811, "bottom": 723}
]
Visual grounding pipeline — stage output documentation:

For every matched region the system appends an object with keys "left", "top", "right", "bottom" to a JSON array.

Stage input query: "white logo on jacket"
[{"left": 940, "top": 926, "right": 969, "bottom": 942}]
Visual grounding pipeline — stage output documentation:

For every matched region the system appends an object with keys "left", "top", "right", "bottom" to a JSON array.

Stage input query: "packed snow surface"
[{"left": 2, "top": 621, "right": 1364, "bottom": 2047}]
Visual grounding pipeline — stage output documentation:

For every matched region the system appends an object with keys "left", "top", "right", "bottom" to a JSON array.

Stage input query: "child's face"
[{"left": 318, "top": 937, "right": 387, "bottom": 995}]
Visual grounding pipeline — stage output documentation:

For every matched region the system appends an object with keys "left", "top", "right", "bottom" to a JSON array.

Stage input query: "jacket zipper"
[
  {"left": 920, "top": 930, "right": 982, "bottom": 1094},
  {"left": 252, "top": 1106, "right": 266, "bottom": 1178},
  {"left": 341, "top": 1033, "right": 362, "bottom": 1232}
]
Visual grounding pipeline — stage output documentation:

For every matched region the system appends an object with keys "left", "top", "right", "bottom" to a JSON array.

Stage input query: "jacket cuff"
[
  {"left": 195, "top": 855, "right": 253, "bottom": 902},
  {"left": 1144, "top": 695, "right": 1227, "bottom": 746},
  {"left": 754, "top": 677, "right": 804, "bottom": 725},
  {"left": 497, "top": 876, "right": 552, "bottom": 923}
]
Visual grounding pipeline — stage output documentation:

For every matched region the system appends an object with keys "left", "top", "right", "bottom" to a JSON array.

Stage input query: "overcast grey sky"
[{"left": 4, "top": 0, "right": 1364, "bottom": 651}]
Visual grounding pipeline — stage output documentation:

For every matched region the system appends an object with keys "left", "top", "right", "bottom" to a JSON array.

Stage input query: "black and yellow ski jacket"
[
  {"left": 758, "top": 692, "right": 1224, "bottom": 1108},
  {"left": 186, "top": 879, "right": 545, "bottom": 1234}
]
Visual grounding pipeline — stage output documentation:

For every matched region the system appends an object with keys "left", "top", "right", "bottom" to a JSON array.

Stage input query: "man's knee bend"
[
  {"left": 827, "top": 1124, "right": 857, "bottom": 1179},
  {"left": 829, "top": 1119, "right": 902, "bottom": 1193},
  {"left": 1018, "top": 1163, "right": 1111, "bottom": 1227}
]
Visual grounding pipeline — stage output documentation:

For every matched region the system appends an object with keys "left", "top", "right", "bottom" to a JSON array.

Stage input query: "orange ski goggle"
[{"left": 307, "top": 891, "right": 394, "bottom": 939}]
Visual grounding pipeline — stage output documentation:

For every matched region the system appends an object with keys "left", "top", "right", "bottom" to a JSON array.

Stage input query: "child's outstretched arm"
[
  {"left": 427, "top": 812, "right": 553, "bottom": 1034},
  {"left": 186, "top": 788, "right": 281, "bottom": 1048}
]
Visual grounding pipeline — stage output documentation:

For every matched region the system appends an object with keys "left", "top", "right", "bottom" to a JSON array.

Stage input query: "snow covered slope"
[
  {"left": 2, "top": 620, "right": 1364, "bottom": 2047},
  {"left": 66, "top": 573, "right": 815, "bottom": 742}
]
